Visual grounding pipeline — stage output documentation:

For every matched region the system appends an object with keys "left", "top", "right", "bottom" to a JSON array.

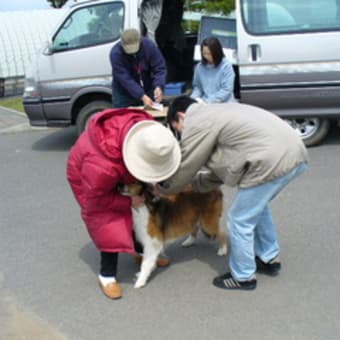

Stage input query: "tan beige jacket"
[{"left": 161, "top": 102, "right": 308, "bottom": 193}]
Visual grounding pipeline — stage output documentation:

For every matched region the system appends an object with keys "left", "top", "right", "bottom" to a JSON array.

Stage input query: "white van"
[
  {"left": 239, "top": 0, "right": 340, "bottom": 146},
  {"left": 195, "top": 0, "right": 340, "bottom": 146},
  {"left": 24, "top": 0, "right": 340, "bottom": 146}
]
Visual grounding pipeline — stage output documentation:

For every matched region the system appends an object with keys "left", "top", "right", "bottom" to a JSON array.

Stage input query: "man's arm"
[
  {"left": 159, "top": 120, "right": 218, "bottom": 194},
  {"left": 192, "top": 170, "right": 224, "bottom": 192},
  {"left": 111, "top": 52, "right": 144, "bottom": 99},
  {"left": 147, "top": 40, "right": 167, "bottom": 90}
]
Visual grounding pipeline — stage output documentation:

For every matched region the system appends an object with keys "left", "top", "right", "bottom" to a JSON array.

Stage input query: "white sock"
[{"left": 98, "top": 275, "right": 116, "bottom": 286}]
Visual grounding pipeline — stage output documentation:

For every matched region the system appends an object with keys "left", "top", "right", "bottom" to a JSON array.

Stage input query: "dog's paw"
[
  {"left": 181, "top": 235, "right": 195, "bottom": 247},
  {"left": 217, "top": 245, "right": 227, "bottom": 256},
  {"left": 134, "top": 279, "right": 146, "bottom": 289}
]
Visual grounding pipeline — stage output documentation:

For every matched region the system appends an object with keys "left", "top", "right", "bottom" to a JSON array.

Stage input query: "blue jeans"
[{"left": 228, "top": 163, "right": 307, "bottom": 281}]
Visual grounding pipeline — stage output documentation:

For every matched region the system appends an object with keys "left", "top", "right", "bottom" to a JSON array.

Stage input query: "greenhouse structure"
[{"left": 0, "top": 9, "right": 63, "bottom": 96}]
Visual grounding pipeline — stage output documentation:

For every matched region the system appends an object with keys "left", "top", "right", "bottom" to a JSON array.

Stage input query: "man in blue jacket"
[{"left": 110, "top": 28, "right": 167, "bottom": 108}]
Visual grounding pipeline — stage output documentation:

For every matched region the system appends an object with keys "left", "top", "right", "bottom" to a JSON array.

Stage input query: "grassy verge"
[{"left": 0, "top": 97, "right": 24, "bottom": 113}]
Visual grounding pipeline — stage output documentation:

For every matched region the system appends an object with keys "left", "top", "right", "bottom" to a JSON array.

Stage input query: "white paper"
[{"left": 151, "top": 102, "right": 164, "bottom": 111}]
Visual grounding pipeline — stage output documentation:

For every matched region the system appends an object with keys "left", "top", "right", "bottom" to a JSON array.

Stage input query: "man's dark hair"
[
  {"left": 201, "top": 37, "right": 224, "bottom": 66},
  {"left": 167, "top": 96, "right": 197, "bottom": 125}
]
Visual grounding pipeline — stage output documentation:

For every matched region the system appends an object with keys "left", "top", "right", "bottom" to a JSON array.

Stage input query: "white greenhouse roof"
[{"left": 0, "top": 9, "right": 64, "bottom": 79}]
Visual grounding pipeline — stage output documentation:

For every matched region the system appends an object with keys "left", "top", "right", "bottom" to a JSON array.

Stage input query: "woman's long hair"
[{"left": 201, "top": 37, "right": 225, "bottom": 66}]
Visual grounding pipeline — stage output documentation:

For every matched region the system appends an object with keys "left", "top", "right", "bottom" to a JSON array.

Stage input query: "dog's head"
[
  {"left": 118, "top": 182, "right": 146, "bottom": 197},
  {"left": 118, "top": 182, "right": 161, "bottom": 212}
]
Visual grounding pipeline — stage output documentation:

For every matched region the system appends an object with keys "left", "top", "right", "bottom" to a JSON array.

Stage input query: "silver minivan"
[
  {"left": 195, "top": 0, "right": 340, "bottom": 146},
  {"left": 23, "top": 0, "right": 196, "bottom": 134},
  {"left": 236, "top": 0, "right": 340, "bottom": 146}
]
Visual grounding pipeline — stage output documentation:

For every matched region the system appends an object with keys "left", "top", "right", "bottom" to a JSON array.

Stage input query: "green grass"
[{"left": 0, "top": 97, "right": 24, "bottom": 112}]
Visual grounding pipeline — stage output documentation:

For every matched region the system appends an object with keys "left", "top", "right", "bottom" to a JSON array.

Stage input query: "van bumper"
[
  {"left": 23, "top": 99, "right": 48, "bottom": 126},
  {"left": 23, "top": 99, "right": 71, "bottom": 127}
]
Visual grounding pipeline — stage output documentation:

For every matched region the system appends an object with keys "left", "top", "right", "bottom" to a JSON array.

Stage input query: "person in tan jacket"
[{"left": 159, "top": 96, "right": 308, "bottom": 290}]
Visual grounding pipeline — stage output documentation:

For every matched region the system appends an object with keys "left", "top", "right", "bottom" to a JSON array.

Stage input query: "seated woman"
[{"left": 191, "top": 37, "right": 235, "bottom": 103}]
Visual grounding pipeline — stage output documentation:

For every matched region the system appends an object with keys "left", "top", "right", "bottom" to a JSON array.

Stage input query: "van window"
[
  {"left": 198, "top": 16, "right": 236, "bottom": 50},
  {"left": 52, "top": 2, "right": 124, "bottom": 51},
  {"left": 241, "top": 0, "right": 340, "bottom": 34}
]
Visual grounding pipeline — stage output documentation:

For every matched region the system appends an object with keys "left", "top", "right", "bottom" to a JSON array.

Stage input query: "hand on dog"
[
  {"left": 131, "top": 195, "right": 145, "bottom": 209},
  {"left": 183, "top": 184, "right": 194, "bottom": 192}
]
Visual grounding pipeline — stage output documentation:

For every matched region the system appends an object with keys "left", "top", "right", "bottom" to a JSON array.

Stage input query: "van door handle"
[{"left": 249, "top": 44, "right": 261, "bottom": 62}]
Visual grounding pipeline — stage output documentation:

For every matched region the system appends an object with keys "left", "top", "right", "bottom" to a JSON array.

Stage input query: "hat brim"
[
  {"left": 123, "top": 121, "right": 181, "bottom": 183},
  {"left": 122, "top": 42, "right": 140, "bottom": 54}
]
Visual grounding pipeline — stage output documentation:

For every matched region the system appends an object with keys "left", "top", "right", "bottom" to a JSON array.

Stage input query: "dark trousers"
[{"left": 100, "top": 232, "right": 143, "bottom": 277}]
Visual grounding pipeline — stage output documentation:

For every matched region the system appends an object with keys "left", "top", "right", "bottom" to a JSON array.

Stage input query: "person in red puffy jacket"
[{"left": 66, "top": 108, "right": 180, "bottom": 299}]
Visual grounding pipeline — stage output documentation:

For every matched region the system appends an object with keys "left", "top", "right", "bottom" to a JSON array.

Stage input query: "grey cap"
[{"left": 120, "top": 28, "right": 141, "bottom": 54}]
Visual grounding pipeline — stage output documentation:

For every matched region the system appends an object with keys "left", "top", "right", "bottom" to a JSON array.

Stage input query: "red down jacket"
[{"left": 67, "top": 108, "right": 153, "bottom": 253}]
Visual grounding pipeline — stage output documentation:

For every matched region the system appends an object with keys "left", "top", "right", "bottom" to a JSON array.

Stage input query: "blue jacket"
[
  {"left": 110, "top": 37, "right": 167, "bottom": 100},
  {"left": 191, "top": 58, "right": 235, "bottom": 103}
]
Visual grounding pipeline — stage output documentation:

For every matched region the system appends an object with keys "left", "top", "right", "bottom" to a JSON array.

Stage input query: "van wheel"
[
  {"left": 283, "top": 118, "right": 330, "bottom": 147},
  {"left": 76, "top": 100, "right": 111, "bottom": 135}
]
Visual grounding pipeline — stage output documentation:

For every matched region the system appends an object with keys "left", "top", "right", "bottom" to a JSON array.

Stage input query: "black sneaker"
[
  {"left": 213, "top": 272, "right": 256, "bottom": 290},
  {"left": 255, "top": 256, "right": 281, "bottom": 276}
]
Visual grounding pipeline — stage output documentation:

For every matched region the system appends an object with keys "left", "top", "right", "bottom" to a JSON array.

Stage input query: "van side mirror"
[{"left": 44, "top": 41, "right": 54, "bottom": 56}]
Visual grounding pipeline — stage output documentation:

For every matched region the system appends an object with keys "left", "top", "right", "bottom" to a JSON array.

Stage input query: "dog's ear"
[
  {"left": 144, "top": 184, "right": 155, "bottom": 201},
  {"left": 140, "top": 182, "right": 148, "bottom": 194},
  {"left": 129, "top": 182, "right": 147, "bottom": 196},
  {"left": 131, "top": 181, "right": 148, "bottom": 196},
  {"left": 143, "top": 184, "right": 161, "bottom": 212}
]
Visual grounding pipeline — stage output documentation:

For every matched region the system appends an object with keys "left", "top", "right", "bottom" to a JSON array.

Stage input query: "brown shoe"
[
  {"left": 98, "top": 279, "right": 122, "bottom": 299},
  {"left": 134, "top": 254, "right": 170, "bottom": 267},
  {"left": 156, "top": 256, "right": 170, "bottom": 267}
]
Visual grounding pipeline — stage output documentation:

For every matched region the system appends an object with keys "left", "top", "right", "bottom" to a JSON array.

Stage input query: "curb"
[
  {"left": 0, "top": 122, "right": 33, "bottom": 134},
  {"left": 0, "top": 105, "right": 35, "bottom": 133},
  {"left": 0, "top": 106, "right": 26, "bottom": 116}
]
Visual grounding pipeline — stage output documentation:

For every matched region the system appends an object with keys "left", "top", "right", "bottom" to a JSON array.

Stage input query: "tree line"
[{"left": 47, "top": 0, "right": 235, "bottom": 14}]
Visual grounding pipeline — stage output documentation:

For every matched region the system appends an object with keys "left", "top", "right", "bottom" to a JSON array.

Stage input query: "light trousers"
[{"left": 228, "top": 163, "right": 307, "bottom": 281}]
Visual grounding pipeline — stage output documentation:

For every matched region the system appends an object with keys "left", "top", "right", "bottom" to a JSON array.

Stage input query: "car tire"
[
  {"left": 76, "top": 100, "right": 111, "bottom": 135},
  {"left": 284, "top": 117, "right": 330, "bottom": 147}
]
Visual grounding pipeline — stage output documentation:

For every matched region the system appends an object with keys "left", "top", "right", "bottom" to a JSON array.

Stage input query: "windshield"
[
  {"left": 241, "top": 0, "right": 340, "bottom": 35},
  {"left": 52, "top": 2, "right": 124, "bottom": 51}
]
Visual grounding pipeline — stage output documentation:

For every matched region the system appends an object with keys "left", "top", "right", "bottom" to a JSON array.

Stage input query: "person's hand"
[
  {"left": 183, "top": 184, "right": 194, "bottom": 192},
  {"left": 131, "top": 195, "right": 145, "bottom": 209},
  {"left": 154, "top": 87, "right": 163, "bottom": 103},
  {"left": 195, "top": 97, "right": 205, "bottom": 104},
  {"left": 141, "top": 94, "right": 154, "bottom": 108}
]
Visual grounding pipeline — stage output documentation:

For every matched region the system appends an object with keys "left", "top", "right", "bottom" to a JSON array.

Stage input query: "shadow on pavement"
[
  {"left": 78, "top": 242, "right": 147, "bottom": 284},
  {"left": 321, "top": 124, "right": 340, "bottom": 146},
  {"left": 78, "top": 236, "right": 229, "bottom": 285},
  {"left": 32, "top": 127, "right": 78, "bottom": 152},
  {"left": 78, "top": 242, "right": 99, "bottom": 275}
]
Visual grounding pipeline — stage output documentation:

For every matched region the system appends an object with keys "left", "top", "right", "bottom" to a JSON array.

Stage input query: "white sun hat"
[{"left": 123, "top": 120, "right": 181, "bottom": 182}]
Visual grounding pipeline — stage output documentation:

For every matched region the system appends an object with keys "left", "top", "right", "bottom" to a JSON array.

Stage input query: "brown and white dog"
[{"left": 119, "top": 183, "right": 228, "bottom": 288}]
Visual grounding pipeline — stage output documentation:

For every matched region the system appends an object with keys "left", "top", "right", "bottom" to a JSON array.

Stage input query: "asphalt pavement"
[{"left": 1, "top": 109, "right": 340, "bottom": 340}]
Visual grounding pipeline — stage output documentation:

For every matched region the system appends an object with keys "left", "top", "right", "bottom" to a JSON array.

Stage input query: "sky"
[{"left": 0, "top": 0, "right": 52, "bottom": 11}]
